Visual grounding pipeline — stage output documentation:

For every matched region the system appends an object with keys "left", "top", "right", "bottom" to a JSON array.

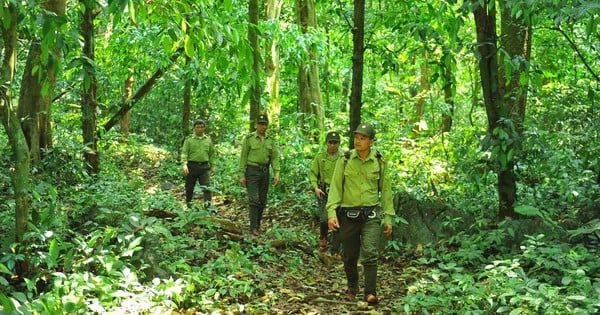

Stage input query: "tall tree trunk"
[
  {"left": 17, "top": 0, "right": 67, "bottom": 163},
  {"left": 120, "top": 72, "right": 134, "bottom": 139},
  {"left": 248, "top": 0, "right": 262, "bottom": 131},
  {"left": 297, "top": 0, "right": 324, "bottom": 138},
  {"left": 474, "top": 0, "right": 517, "bottom": 219},
  {"left": 182, "top": 55, "right": 192, "bottom": 138},
  {"left": 265, "top": 0, "right": 283, "bottom": 124},
  {"left": 323, "top": 24, "right": 331, "bottom": 111},
  {"left": 414, "top": 58, "right": 429, "bottom": 133},
  {"left": 1, "top": 1, "right": 32, "bottom": 277},
  {"left": 441, "top": 52, "right": 455, "bottom": 133},
  {"left": 80, "top": 0, "right": 99, "bottom": 174},
  {"left": 500, "top": 3, "right": 532, "bottom": 136},
  {"left": 496, "top": 2, "right": 532, "bottom": 218},
  {"left": 349, "top": 0, "right": 365, "bottom": 149}
]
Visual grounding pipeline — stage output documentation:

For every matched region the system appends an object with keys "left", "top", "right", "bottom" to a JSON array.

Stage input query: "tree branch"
[
  {"left": 552, "top": 26, "right": 600, "bottom": 82},
  {"left": 101, "top": 47, "right": 183, "bottom": 135}
]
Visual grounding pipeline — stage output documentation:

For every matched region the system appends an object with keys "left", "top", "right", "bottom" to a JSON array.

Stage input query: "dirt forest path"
[{"left": 180, "top": 191, "right": 407, "bottom": 314}]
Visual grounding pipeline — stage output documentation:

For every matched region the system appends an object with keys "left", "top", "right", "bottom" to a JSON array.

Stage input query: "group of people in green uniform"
[{"left": 181, "top": 115, "right": 395, "bottom": 305}]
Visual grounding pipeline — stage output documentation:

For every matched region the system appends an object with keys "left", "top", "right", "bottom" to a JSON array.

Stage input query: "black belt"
[
  {"left": 188, "top": 161, "right": 209, "bottom": 165},
  {"left": 340, "top": 206, "right": 376, "bottom": 211},
  {"left": 339, "top": 206, "right": 377, "bottom": 220},
  {"left": 247, "top": 164, "right": 269, "bottom": 171}
]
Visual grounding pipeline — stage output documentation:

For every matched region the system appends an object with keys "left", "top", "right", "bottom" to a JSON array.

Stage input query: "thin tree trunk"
[
  {"left": 349, "top": 0, "right": 365, "bottom": 149},
  {"left": 265, "top": 0, "right": 283, "bottom": 123},
  {"left": 103, "top": 48, "right": 183, "bottom": 134},
  {"left": 182, "top": 55, "right": 192, "bottom": 138},
  {"left": 1, "top": 1, "right": 32, "bottom": 277},
  {"left": 120, "top": 73, "right": 134, "bottom": 139},
  {"left": 80, "top": 0, "right": 99, "bottom": 174},
  {"left": 441, "top": 52, "right": 455, "bottom": 133},
  {"left": 248, "top": 0, "right": 262, "bottom": 131},
  {"left": 414, "top": 59, "right": 429, "bottom": 133}
]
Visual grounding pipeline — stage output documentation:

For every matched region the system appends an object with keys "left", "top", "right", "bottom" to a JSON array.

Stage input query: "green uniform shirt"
[
  {"left": 309, "top": 150, "right": 342, "bottom": 189},
  {"left": 326, "top": 149, "right": 395, "bottom": 225},
  {"left": 239, "top": 131, "right": 281, "bottom": 178},
  {"left": 181, "top": 134, "right": 215, "bottom": 166}
]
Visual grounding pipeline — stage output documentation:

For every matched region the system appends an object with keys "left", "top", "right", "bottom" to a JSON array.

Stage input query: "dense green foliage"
[
  {"left": 1, "top": 0, "right": 600, "bottom": 313},
  {"left": 1, "top": 92, "right": 599, "bottom": 313}
]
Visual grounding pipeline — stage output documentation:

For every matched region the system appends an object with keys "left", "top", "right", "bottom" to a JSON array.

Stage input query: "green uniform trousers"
[
  {"left": 185, "top": 161, "right": 212, "bottom": 207},
  {"left": 318, "top": 192, "right": 340, "bottom": 253},
  {"left": 338, "top": 210, "right": 382, "bottom": 297},
  {"left": 245, "top": 165, "right": 270, "bottom": 230}
]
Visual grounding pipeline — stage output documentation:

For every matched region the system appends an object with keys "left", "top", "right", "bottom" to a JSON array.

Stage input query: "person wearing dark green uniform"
[
  {"left": 181, "top": 119, "right": 215, "bottom": 209},
  {"left": 239, "top": 114, "right": 281, "bottom": 236},
  {"left": 309, "top": 131, "right": 342, "bottom": 257},
  {"left": 326, "top": 123, "right": 394, "bottom": 305}
]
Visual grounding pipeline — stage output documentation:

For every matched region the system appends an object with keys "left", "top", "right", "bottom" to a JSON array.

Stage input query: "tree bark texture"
[
  {"left": 17, "top": 0, "right": 67, "bottom": 163},
  {"left": 80, "top": 0, "right": 99, "bottom": 174},
  {"left": 414, "top": 57, "right": 429, "bottom": 133},
  {"left": 500, "top": 4, "right": 532, "bottom": 135},
  {"left": 120, "top": 73, "right": 134, "bottom": 139},
  {"left": 265, "top": 0, "right": 283, "bottom": 122},
  {"left": 474, "top": 0, "right": 517, "bottom": 219},
  {"left": 349, "top": 0, "right": 365, "bottom": 149},
  {"left": 441, "top": 52, "right": 455, "bottom": 133},
  {"left": 297, "top": 0, "right": 324, "bottom": 136},
  {"left": 248, "top": 0, "right": 262, "bottom": 131},
  {"left": 1, "top": 2, "right": 32, "bottom": 276}
]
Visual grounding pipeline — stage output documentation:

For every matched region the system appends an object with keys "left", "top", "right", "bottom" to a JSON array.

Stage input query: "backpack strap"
[{"left": 342, "top": 150, "right": 385, "bottom": 193}]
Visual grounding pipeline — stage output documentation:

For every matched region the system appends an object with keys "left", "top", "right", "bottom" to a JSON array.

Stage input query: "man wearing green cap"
[
  {"left": 181, "top": 119, "right": 215, "bottom": 209},
  {"left": 326, "top": 123, "right": 394, "bottom": 305},
  {"left": 239, "top": 114, "right": 281, "bottom": 236},
  {"left": 309, "top": 131, "right": 343, "bottom": 258}
]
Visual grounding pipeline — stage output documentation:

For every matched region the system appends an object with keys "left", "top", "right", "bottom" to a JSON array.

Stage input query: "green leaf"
[
  {"left": 566, "top": 295, "right": 587, "bottom": 301},
  {"left": 0, "top": 263, "right": 11, "bottom": 275},
  {"left": 48, "top": 238, "right": 60, "bottom": 269},
  {"left": 514, "top": 204, "right": 542, "bottom": 217},
  {"left": 0, "top": 293, "right": 16, "bottom": 312},
  {"left": 184, "top": 35, "right": 195, "bottom": 57}
]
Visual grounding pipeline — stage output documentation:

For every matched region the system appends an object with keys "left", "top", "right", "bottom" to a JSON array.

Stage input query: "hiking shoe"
[
  {"left": 365, "top": 294, "right": 379, "bottom": 305},
  {"left": 318, "top": 237, "right": 328, "bottom": 250},
  {"left": 345, "top": 287, "right": 358, "bottom": 301},
  {"left": 252, "top": 228, "right": 260, "bottom": 236}
]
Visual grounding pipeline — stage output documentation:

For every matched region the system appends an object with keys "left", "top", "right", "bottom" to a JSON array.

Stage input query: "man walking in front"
[
  {"left": 239, "top": 114, "right": 281, "bottom": 236},
  {"left": 326, "top": 123, "right": 394, "bottom": 305},
  {"left": 181, "top": 119, "right": 215, "bottom": 209}
]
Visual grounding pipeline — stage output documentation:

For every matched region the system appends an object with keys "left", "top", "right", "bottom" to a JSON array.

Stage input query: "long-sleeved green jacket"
[
  {"left": 238, "top": 131, "right": 280, "bottom": 178},
  {"left": 309, "top": 150, "right": 342, "bottom": 189},
  {"left": 326, "top": 149, "right": 395, "bottom": 225},
  {"left": 181, "top": 134, "right": 215, "bottom": 166}
]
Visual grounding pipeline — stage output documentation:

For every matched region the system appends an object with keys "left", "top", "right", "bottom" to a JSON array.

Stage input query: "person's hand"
[
  {"left": 273, "top": 176, "right": 280, "bottom": 186},
  {"left": 210, "top": 168, "right": 215, "bottom": 176},
  {"left": 328, "top": 217, "right": 340, "bottom": 231},
  {"left": 239, "top": 176, "right": 246, "bottom": 187},
  {"left": 383, "top": 223, "right": 393, "bottom": 237},
  {"left": 315, "top": 187, "right": 324, "bottom": 199},
  {"left": 182, "top": 165, "right": 189, "bottom": 176}
]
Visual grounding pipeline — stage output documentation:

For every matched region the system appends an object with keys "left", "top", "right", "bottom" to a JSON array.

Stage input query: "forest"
[{"left": 1, "top": 0, "right": 599, "bottom": 314}]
